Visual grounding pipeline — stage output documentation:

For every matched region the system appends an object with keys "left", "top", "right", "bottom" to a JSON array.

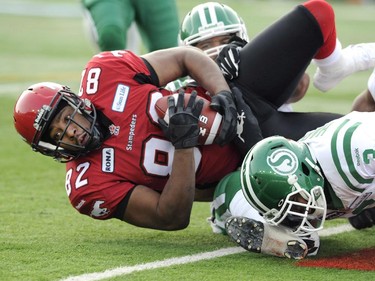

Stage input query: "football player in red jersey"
[
  {"left": 14, "top": 47, "right": 241, "bottom": 230},
  {"left": 13, "top": 0, "right": 375, "bottom": 231}
]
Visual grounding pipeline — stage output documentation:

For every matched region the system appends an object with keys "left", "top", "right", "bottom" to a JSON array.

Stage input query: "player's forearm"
[
  {"left": 185, "top": 48, "right": 230, "bottom": 95},
  {"left": 351, "top": 89, "right": 375, "bottom": 112},
  {"left": 158, "top": 148, "right": 196, "bottom": 230}
]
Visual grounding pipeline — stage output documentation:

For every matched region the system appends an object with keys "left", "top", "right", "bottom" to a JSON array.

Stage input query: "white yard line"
[
  {"left": 60, "top": 247, "right": 245, "bottom": 281},
  {"left": 319, "top": 223, "right": 355, "bottom": 237},
  {"left": 59, "top": 223, "right": 355, "bottom": 281}
]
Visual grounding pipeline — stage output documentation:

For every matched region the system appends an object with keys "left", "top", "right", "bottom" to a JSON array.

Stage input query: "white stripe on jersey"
[{"left": 301, "top": 111, "right": 375, "bottom": 215}]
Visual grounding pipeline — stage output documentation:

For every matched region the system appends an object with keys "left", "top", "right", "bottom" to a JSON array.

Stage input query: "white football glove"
[
  {"left": 216, "top": 36, "right": 247, "bottom": 80},
  {"left": 216, "top": 45, "right": 241, "bottom": 80}
]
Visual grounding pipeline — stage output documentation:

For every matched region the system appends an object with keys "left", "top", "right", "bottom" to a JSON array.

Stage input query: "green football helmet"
[
  {"left": 179, "top": 2, "right": 249, "bottom": 58},
  {"left": 241, "top": 136, "right": 327, "bottom": 236}
]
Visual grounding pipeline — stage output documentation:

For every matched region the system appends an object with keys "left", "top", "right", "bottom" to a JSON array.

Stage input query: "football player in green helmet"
[
  {"left": 210, "top": 136, "right": 325, "bottom": 260},
  {"left": 165, "top": 2, "right": 249, "bottom": 92},
  {"left": 166, "top": 2, "right": 308, "bottom": 112},
  {"left": 217, "top": 110, "right": 375, "bottom": 257},
  {"left": 210, "top": 169, "right": 320, "bottom": 260},
  {"left": 240, "top": 136, "right": 327, "bottom": 235}
]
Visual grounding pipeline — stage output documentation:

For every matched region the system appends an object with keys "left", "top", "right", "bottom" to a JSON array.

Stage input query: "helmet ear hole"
[
  {"left": 301, "top": 162, "right": 310, "bottom": 176},
  {"left": 270, "top": 143, "right": 283, "bottom": 150},
  {"left": 253, "top": 175, "right": 261, "bottom": 185}
]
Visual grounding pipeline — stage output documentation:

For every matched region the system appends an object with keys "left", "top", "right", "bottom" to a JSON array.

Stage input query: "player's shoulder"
[
  {"left": 344, "top": 110, "right": 375, "bottom": 120},
  {"left": 88, "top": 50, "right": 144, "bottom": 67}
]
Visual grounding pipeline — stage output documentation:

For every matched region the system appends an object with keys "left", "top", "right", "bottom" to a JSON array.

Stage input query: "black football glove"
[
  {"left": 216, "top": 36, "right": 248, "bottom": 80},
  {"left": 158, "top": 90, "right": 203, "bottom": 149},
  {"left": 210, "top": 90, "right": 237, "bottom": 146},
  {"left": 348, "top": 207, "right": 375, "bottom": 230},
  {"left": 301, "top": 231, "right": 320, "bottom": 256}
]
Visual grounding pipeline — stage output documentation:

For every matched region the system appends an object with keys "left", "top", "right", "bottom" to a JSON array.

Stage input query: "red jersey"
[{"left": 65, "top": 51, "right": 241, "bottom": 219}]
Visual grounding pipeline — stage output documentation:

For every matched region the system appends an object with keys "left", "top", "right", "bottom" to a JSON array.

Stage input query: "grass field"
[{"left": 1, "top": 1, "right": 375, "bottom": 280}]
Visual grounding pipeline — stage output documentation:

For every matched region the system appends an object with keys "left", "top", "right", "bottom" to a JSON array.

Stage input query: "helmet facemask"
[
  {"left": 187, "top": 26, "right": 245, "bottom": 59},
  {"left": 32, "top": 88, "right": 101, "bottom": 162},
  {"left": 263, "top": 178, "right": 327, "bottom": 236}
]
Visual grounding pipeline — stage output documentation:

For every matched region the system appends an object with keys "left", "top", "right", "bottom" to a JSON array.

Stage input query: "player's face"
[
  {"left": 290, "top": 193, "right": 314, "bottom": 215},
  {"left": 48, "top": 105, "right": 92, "bottom": 151},
  {"left": 195, "top": 35, "right": 232, "bottom": 59}
]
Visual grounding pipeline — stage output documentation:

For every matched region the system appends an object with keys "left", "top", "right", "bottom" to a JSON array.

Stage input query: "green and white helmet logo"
[{"left": 266, "top": 148, "right": 298, "bottom": 176}]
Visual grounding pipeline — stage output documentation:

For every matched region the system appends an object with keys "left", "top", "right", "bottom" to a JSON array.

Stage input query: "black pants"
[{"left": 233, "top": 4, "right": 342, "bottom": 144}]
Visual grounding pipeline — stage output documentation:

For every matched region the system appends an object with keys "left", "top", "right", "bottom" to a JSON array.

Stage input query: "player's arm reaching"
[{"left": 143, "top": 46, "right": 230, "bottom": 94}]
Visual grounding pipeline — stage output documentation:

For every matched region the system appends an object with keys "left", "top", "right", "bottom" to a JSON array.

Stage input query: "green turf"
[{"left": 1, "top": 1, "right": 375, "bottom": 280}]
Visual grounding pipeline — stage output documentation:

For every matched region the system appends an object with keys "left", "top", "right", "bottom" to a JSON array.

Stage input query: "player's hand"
[
  {"left": 210, "top": 90, "right": 237, "bottom": 146},
  {"left": 348, "top": 207, "right": 375, "bottom": 229},
  {"left": 301, "top": 231, "right": 320, "bottom": 256},
  {"left": 216, "top": 36, "right": 247, "bottom": 80},
  {"left": 284, "top": 240, "right": 308, "bottom": 260},
  {"left": 158, "top": 90, "right": 203, "bottom": 149},
  {"left": 216, "top": 44, "right": 241, "bottom": 80}
]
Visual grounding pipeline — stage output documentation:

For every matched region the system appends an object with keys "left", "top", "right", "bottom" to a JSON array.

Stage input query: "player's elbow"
[
  {"left": 155, "top": 205, "right": 192, "bottom": 230},
  {"left": 161, "top": 214, "right": 191, "bottom": 231}
]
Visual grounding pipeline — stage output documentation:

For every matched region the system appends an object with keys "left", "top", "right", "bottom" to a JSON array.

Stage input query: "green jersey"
[{"left": 211, "top": 171, "right": 263, "bottom": 234}]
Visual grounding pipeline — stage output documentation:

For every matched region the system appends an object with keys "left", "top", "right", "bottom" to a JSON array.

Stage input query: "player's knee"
[
  {"left": 98, "top": 25, "right": 126, "bottom": 51},
  {"left": 303, "top": 0, "right": 334, "bottom": 15},
  {"left": 303, "top": 0, "right": 334, "bottom": 26}
]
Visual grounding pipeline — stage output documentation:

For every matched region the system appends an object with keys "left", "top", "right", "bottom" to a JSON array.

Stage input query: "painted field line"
[
  {"left": 319, "top": 223, "right": 355, "bottom": 237},
  {"left": 59, "top": 247, "right": 245, "bottom": 281},
  {"left": 59, "top": 223, "right": 355, "bottom": 281}
]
